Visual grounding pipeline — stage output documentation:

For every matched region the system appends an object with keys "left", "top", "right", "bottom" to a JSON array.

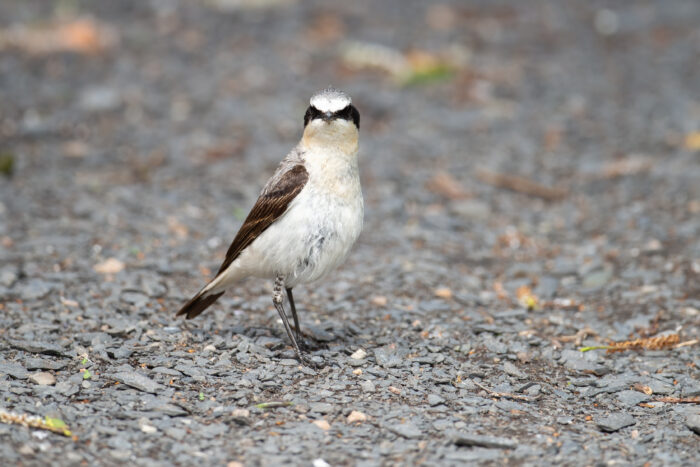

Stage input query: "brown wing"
[{"left": 215, "top": 164, "right": 309, "bottom": 276}]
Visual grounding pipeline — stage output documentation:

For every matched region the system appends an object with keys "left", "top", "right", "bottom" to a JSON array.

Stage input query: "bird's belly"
[{"left": 242, "top": 187, "right": 363, "bottom": 286}]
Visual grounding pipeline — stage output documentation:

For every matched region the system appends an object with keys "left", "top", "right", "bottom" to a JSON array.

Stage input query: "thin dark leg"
[
  {"left": 273, "top": 276, "right": 313, "bottom": 366},
  {"left": 286, "top": 287, "right": 302, "bottom": 341}
]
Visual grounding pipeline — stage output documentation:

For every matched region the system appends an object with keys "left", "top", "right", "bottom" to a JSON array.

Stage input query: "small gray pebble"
[
  {"left": 23, "top": 358, "right": 67, "bottom": 371},
  {"left": 19, "top": 279, "right": 55, "bottom": 300},
  {"left": 387, "top": 422, "right": 422, "bottom": 439},
  {"left": 309, "top": 402, "right": 333, "bottom": 414},
  {"left": 110, "top": 371, "right": 164, "bottom": 394},
  {"left": 685, "top": 414, "right": 700, "bottom": 435},
  {"left": 0, "top": 363, "right": 29, "bottom": 380},
  {"left": 596, "top": 413, "right": 636, "bottom": 433},
  {"left": 503, "top": 361, "right": 525, "bottom": 379},
  {"left": 427, "top": 394, "right": 445, "bottom": 406},
  {"left": 616, "top": 390, "right": 650, "bottom": 407},
  {"left": 360, "top": 380, "right": 375, "bottom": 393}
]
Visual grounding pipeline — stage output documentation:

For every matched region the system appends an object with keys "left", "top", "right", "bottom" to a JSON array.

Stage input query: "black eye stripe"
[
  {"left": 336, "top": 106, "right": 350, "bottom": 119},
  {"left": 304, "top": 106, "right": 323, "bottom": 126},
  {"left": 303, "top": 104, "right": 360, "bottom": 129},
  {"left": 347, "top": 105, "right": 360, "bottom": 129}
]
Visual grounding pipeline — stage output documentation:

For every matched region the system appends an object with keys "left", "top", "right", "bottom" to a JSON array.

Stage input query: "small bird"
[{"left": 177, "top": 88, "right": 363, "bottom": 366}]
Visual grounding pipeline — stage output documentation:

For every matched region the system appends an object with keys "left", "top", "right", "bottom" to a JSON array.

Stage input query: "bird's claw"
[
  {"left": 296, "top": 337, "right": 312, "bottom": 352},
  {"left": 297, "top": 352, "right": 325, "bottom": 369}
]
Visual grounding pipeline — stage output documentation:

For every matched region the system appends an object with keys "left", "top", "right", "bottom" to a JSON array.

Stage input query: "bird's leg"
[
  {"left": 273, "top": 276, "right": 317, "bottom": 367},
  {"left": 285, "top": 287, "right": 302, "bottom": 342}
]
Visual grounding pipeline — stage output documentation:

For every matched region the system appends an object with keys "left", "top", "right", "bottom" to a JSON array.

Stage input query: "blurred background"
[
  {"left": 1, "top": 1, "right": 699, "bottom": 464},
  {"left": 1, "top": 0, "right": 699, "bottom": 317}
]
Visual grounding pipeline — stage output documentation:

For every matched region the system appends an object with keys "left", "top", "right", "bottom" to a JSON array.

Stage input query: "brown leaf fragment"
[
  {"left": 0, "top": 17, "right": 118, "bottom": 56},
  {"left": 476, "top": 167, "right": 567, "bottom": 201},
  {"left": 557, "top": 327, "right": 597, "bottom": 346},
  {"left": 674, "top": 339, "right": 699, "bottom": 349},
  {"left": 516, "top": 285, "right": 538, "bottom": 310},
  {"left": 426, "top": 4, "right": 457, "bottom": 31},
  {"left": 201, "top": 139, "right": 249, "bottom": 162},
  {"left": 631, "top": 383, "right": 653, "bottom": 396},
  {"left": 305, "top": 12, "right": 345, "bottom": 42},
  {"left": 605, "top": 334, "right": 680, "bottom": 353},
  {"left": 167, "top": 216, "right": 189, "bottom": 239},
  {"left": 543, "top": 125, "right": 563, "bottom": 151},
  {"left": 594, "top": 156, "right": 653, "bottom": 180},
  {"left": 492, "top": 281, "right": 509, "bottom": 301},
  {"left": 425, "top": 172, "right": 471, "bottom": 200},
  {"left": 62, "top": 140, "right": 90, "bottom": 158},
  {"left": 472, "top": 380, "right": 532, "bottom": 402},
  {"left": 339, "top": 41, "right": 465, "bottom": 85},
  {"left": 684, "top": 131, "right": 700, "bottom": 151},
  {"left": 0, "top": 409, "right": 72, "bottom": 436},
  {"left": 543, "top": 298, "right": 583, "bottom": 311},
  {"left": 655, "top": 397, "right": 700, "bottom": 404}
]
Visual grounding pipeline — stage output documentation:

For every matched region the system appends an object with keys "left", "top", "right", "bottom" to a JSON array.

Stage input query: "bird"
[{"left": 177, "top": 88, "right": 363, "bottom": 366}]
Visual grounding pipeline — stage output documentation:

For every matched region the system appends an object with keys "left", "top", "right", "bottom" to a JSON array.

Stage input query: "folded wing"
[{"left": 176, "top": 162, "right": 309, "bottom": 319}]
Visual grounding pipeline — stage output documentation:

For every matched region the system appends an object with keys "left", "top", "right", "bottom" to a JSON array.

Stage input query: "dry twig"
[
  {"left": 631, "top": 383, "right": 653, "bottom": 395},
  {"left": 0, "top": 409, "right": 72, "bottom": 436},
  {"left": 425, "top": 171, "right": 471, "bottom": 200},
  {"left": 654, "top": 397, "right": 700, "bottom": 404},
  {"left": 674, "top": 339, "right": 698, "bottom": 349},
  {"left": 580, "top": 334, "right": 680, "bottom": 353},
  {"left": 471, "top": 380, "right": 532, "bottom": 402},
  {"left": 254, "top": 401, "right": 294, "bottom": 410},
  {"left": 592, "top": 156, "right": 653, "bottom": 180},
  {"left": 476, "top": 168, "right": 567, "bottom": 201},
  {"left": 0, "top": 17, "right": 118, "bottom": 55},
  {"left": 557, "top": 327, "right": 597, "bottom": 346}
]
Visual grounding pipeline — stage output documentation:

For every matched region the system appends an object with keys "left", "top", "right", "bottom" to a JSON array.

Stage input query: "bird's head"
[{"left": 302, "top": 88, "right": 359, "bottom": 152}]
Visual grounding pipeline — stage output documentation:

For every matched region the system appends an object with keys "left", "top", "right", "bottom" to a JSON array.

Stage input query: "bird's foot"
[
  {"left": 296, "top": 351, "right": 325, "bottom": 369},
  {"left": 296, "top": 332, "right": 328, "bottom": 352},
  {"left": 296, "top": 337, "right": 318, "bottom": 353}
]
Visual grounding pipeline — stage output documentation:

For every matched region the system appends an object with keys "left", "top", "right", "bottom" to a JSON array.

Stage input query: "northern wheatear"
[{"left": 177, "top": 88, "right": 363, "bottom": 366}]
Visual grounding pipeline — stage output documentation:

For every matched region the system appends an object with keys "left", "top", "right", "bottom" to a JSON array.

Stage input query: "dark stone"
[
  {"left": 0, "top": 362, "right": 29, "bottom": 379},
  {"left": 454, "top": 434, "right": 518, "bottom": 449},
  {"left": 387, "top": 423, "right": 422, "bottom": 439},
  {"left": 110, "top": 371, "right": 164, "bottom": 394},
  {"left": 686, "top": 414, "right": 700, "bottom": 435},
  {"left": 596, "top": 413, "right": 636, "bottom": 433},
  {"left": 9, "top": 340, "right": 70, "bottom": 357}
]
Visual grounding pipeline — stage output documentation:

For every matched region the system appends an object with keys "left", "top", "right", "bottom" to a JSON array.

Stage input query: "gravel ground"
[{"left": 1, "top": 0, "right": 699, "bottom": 465}]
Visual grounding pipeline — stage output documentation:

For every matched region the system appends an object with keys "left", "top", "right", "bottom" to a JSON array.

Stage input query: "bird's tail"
[{"left": 176, "top": 285, "right": 225, "bottom": 319}]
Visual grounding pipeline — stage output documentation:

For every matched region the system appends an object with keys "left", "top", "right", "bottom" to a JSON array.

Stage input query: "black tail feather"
[{"left": 176, "top": 290, "right": 225, "bottom": 319}]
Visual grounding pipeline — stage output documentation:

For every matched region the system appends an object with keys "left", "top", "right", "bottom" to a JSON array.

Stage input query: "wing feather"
[
  {"left": 176, "top": 159, "right": 308, "bottom": 320},
  {"left": 216, "top": 164, "right": 308, "bottom": 276}
]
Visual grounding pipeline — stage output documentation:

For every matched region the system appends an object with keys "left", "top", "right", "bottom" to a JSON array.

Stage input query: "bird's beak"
[{"left": 322, "top": 111, "right": 333, "bottom": 121}]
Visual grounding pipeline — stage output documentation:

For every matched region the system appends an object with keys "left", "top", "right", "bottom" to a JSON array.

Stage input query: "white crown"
[{"left": 310, "top": 88, "right": 351, "bottom": 113}]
